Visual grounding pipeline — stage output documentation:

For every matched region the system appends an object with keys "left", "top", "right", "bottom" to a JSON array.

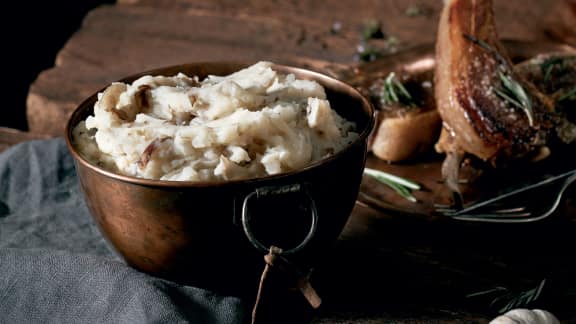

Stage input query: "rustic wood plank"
[
  {"left": 27, "top": 4, "right": 379, "bottom": 135},
  {"left": 0, "top": 127, "right": 53, "bottom": 153},
  {"left": 27, "top": 0, "right": 576, "bottom": 136},
  {"left": 311, "top": 201, "right": 576, "bottom": 323},
  {"left": 119, "top": 0, "right": 575, "bottom": 45}
]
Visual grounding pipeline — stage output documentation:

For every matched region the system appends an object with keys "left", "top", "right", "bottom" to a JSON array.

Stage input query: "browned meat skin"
[
  {"left": 516, "top": 53, "right": 576, "bottom": 115},
  {"left": 516, "top": 54, "right": 576, "bottom": 96},
  {"left": 515, "top": 53, "right": 576, "bottom": 142},
  {"left": 435, "top": 0, "right": 557, "bottom": 166}
]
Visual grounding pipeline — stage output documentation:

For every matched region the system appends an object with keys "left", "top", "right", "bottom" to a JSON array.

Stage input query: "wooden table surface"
[
  {"left": 3, "top": 0, "right": 576, "bottom": 322},
  {"left": 21, "top": 0, "right": 576, "bottom": 137}
]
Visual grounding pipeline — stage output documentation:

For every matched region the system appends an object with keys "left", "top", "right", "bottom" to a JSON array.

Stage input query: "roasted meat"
[
  {"left": 435, "top": 0, "right": 576, "bottom": 193},
  {"left": 516, "top": 53, "right": 576, "bottom": 121}
]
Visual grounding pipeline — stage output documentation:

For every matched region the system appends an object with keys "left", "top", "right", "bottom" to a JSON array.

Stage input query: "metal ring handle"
[{"left": 241, "top": 187, "right": 318, "bottom": 255}]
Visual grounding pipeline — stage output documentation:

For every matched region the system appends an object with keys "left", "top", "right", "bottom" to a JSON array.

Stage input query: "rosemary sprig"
[
  {"left": 356, "top": 21, "right": 399, "bottom": 62},
  {"left": 558, "top": 85, "right": 576, "bottom": 102},
  {"left": 540, "top": 56, "right": 566, "bottom": 83},
  {"left": 381, "top": 72, "right": 415, "bottom": 107},
  {"left": 361, "top": 20, "right": 385, "bottom": 40},
  {"left": 494, "top": 72, "right": 534, "bottom": 126},
  {"left": 405, "top": 5, "right": 422, "bottom": 17},
  {"left": 462, "top": 34, "right": 509, "bottom": 69},
  {"left": 363, "top": 167, "right": 421, "bottom": 202},
  {"left": 462, "top": 34, "right": 535, "bottom": 126},
  {"left": 405, "top": 4, "right": 432, "bottom": 17},
  {"left": 496, "top": 279, "right": 547, "bottom": 313},
  {"left": 465, "top": 287, "right": 508, "bottom": 298},
  {"left": 356, "top": 21, "right": 383, "bottom": 62},
  {"left": 356, "top": 43, "right": 383, "bottom": 63},
  {"left": 466, "top": 279, "right": 547, "bottom": 314}
]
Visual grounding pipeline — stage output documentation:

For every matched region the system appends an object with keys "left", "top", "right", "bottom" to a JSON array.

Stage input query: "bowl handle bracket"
[{"left": 240, "top": 183, "right": 318, "bottom": 255}]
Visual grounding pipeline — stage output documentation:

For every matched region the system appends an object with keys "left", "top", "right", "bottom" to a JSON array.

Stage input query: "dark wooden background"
[
  {"left": 2, "top": 1, "right": 576, "bottom": 322},
  {"left": 14, "top": 0, "right": 576, "bottom": 138}
]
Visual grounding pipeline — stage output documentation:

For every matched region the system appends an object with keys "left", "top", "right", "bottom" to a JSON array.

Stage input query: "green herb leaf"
[
  {"left": 462, "top": 34, "right": 509, "bottom": 69},
  {"left": 541, "top": 56, "right": 566, "bottom": 83},
  {"left": 364, "top": 167, "right": 421, "bottom": 202},
  {"left": 466, "top": 279, "right": 547, "bottom": 315},
  {"left": 465, "top": 287, "right": 508, "bottom": 298},
  {"left": 356, "top": 43, "right": 383, "bottom": 63},
  {"left": 362, "top": 20, "right": 384, "bottom": 40},
  {"left": 381, "top": 72, "right": 415, "bottom": 107},
  {"left": 462, "top": 34, "right": 535, "bottom": 126},
  {"left": 559, "top": 85, "right": 576, "bottom": 102},
  {"left": 405, "top": 5, "right": 423, "bottom": 17},
  {"left": 495, "top": 72, "right": 534, "bottom": 126},
  {"left": 497, "top": 279, "right": 546, "bottom": 313}
]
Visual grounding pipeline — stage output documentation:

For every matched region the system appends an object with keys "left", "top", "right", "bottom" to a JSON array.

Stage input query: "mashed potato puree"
[{"left": 73, "top": 61, "right": 358, "bottom": 181}]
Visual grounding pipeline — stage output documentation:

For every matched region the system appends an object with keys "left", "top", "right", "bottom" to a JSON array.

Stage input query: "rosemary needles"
[
  {"left": 363, "top": 167, "right": 421, "bottom": 202},
  {"left": 381, "top": 72, "right": 415, "bottom": 107},
  {"left": 494, "top": 71, "right": 535, "bottom": 126},
  {"left": 463, "top": 33, "right": 535, "bottom": 126},
  {"left": 466, "top": 279, "right": 547, "bottom": 314},
  {"left": 559, "top": 85, "right": 576, "bottom": 102}
]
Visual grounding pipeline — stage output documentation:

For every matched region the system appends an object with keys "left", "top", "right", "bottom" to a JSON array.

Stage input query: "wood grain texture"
[
  {"left": 310, "top": 200, "right": 576, "bottom": 323},
  {"left": 0, "top": 127, "right": 52, "bottom": 153},
  {"left": 27, "top": 0, "right": 576, "bottom": 136}
]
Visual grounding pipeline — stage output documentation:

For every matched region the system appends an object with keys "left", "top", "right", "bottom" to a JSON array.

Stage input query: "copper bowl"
[{"left": 65, "top": 62, "right": 374, "bottom": 298}]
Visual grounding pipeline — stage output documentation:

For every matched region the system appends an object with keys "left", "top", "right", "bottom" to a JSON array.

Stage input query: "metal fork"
[{"left": 437, "top": 168, "right": 576, "bottom": 223}]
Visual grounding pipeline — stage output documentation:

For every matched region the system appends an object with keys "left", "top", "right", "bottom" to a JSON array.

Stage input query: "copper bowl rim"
[{"left": 65, "top": 61, "right": 375, "bottom": 188}]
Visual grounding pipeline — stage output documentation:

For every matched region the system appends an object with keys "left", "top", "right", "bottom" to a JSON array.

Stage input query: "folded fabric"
[{"left": 0, "top": 139, "right": 246, "bottom": 324}]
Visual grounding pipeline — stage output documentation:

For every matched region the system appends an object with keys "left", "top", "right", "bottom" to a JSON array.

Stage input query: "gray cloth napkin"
[{"left": 0, "top": 139, "right": 247, "bottom": 324}]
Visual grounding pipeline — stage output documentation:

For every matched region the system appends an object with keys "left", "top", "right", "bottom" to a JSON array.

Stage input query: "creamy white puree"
[{"left": 73, "top": 61, "right": 357, "bottom": 181}]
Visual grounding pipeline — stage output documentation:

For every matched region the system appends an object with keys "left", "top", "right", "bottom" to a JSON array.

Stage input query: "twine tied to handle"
[{"left": 251, "top": 246, "right": 321, "bottom": 324}]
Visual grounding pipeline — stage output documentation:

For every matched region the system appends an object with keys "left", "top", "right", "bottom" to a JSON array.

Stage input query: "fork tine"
[
  {"left": 445, "top": 169, "right": 576, "bottom": 217},
  {"left": 454, "top": 211, "right": 533, "bottom": 219},
  {"left": 488, "top": 207, "right": 528, "bottom": 214},
  {"left": 435, "top": 207, "right": 458, "bottom": 213},
  {"left": 438, "top": 169, "right": 576, "bottom": 223},
  {"left": 450, "top": 215, "right": 532, "bottom": 223},
  {"left": 441, "top": 204, "right": 527, "bottom": 214},
  {"left": 446, "top": 209, "right": 532, "bottom": 218},
  {"left": 451, "top": 208, "right": 555, "bottom": 223}
]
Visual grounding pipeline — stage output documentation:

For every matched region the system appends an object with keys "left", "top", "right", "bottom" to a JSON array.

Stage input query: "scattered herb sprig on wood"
[
  {"left": 364, "top": 168, "right": 421, "bottom": 202},
  {"left": 405, "top": 5, "right": 424, "bottom": 17},
  {"left": 405, "top": 4, "right": 433, "bottom": 17},
  {"left": 362, "top": 20, "right": 385, "bottom": 40},
  {"left": 355, "top": 21, "right": 400, "bottom": 62},
  {"left": 381, "top": 72, "right": 415, "bottom": 107},
  {"left": 497, "top": 279, "right": 546, "bottom": 313},
  {"left": 466, "top": 279, "right": 547, "bottom": 314}
]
